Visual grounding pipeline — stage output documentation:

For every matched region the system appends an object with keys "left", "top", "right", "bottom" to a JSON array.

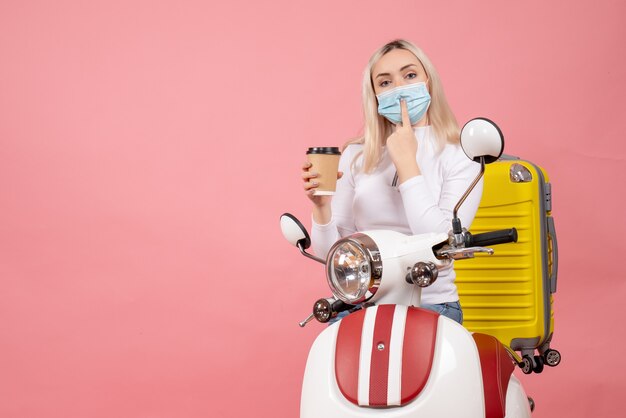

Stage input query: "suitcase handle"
[
  {"left": 465, "top": 228, "right": 518, "bottom": 247},
  {"left": 547, "top": 217, "right": 559, "bottom": 293}
]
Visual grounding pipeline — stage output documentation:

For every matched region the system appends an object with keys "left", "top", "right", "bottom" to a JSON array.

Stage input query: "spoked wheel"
[
  {"left": 521, "top": 355, "right": 533, "bottom": 374},
  {"left": 533, "top": 355, "right": 544, "bottom": 374},
  {"left": 544, "top": 349, "right": 561, "bottom": 367}
]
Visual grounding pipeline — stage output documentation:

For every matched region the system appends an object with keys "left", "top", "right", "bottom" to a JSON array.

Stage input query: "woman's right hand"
[
  {"left": 302, "top": 161, "right": 342, "bottom": 224},
  {"left": 302, "top": 161, "right": 329, "bottom": 206}
]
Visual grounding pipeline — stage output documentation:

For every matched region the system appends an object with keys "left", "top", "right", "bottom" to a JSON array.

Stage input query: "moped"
[{"left": 281, "top": 119, "right": 536, "bottom": 417}]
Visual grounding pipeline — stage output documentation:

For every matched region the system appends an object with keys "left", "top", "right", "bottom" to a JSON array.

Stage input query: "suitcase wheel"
[
  {"left": 543, "top": 349, "right": 561, "bottom": 367},
  {"left": 533, "top": 355, "right": 544, "bottom": 373},
  {"left": 520, "top": 355, "right": 533, "bottom": 374}
]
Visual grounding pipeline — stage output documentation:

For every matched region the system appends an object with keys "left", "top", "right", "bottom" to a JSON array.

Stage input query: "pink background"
[{"left": 1, "top": 0, "right": 624, "bottom": 417}]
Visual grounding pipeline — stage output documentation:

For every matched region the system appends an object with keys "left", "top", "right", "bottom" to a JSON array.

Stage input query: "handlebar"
[
  {"left": 465, "top": 228, "right": 518, "bottom": 247},
  {"left": 302, "top": 298, "right": 356, "bottom": 325},
  {"left": 330, "top": 299, "right": 354, "bottom": 316}
]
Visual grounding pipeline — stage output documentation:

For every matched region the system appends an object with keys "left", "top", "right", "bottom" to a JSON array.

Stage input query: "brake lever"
[{"left": 437, "top": 246, "right": 494, "bottom": 260}]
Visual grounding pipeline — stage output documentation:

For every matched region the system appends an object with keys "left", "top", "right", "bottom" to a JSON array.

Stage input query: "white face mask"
[{"left": 376, "top": 82, "right": 431, "bottom": 124}]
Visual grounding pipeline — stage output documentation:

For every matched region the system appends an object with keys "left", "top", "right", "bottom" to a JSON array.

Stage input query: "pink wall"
[{"left": 1, "top": 0, "right": 624, "bottom": 417}]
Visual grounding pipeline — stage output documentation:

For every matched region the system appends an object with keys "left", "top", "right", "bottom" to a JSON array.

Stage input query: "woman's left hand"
[{"left": 386, "top": 99, "right": 421, "bottom": 184}]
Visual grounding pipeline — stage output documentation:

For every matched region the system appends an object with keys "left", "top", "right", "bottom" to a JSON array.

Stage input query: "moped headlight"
[{"left": 326, "top": 233, "right": 382, "bottom": 304}]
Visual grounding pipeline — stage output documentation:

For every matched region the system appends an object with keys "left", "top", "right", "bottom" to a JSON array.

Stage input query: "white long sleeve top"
[{"left": 311, "top": 126, "right": 483, "bottom": 305}]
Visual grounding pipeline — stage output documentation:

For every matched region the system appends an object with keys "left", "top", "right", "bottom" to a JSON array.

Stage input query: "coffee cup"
[{"left": 307, "top": 147, "right": 342, "bottom": 195}]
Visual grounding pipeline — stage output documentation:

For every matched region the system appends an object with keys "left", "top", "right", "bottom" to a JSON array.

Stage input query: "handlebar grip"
[
  {"left": 466, "top": 228, "right": 518, "bottom": 247},
  {"left": 331, "top": 299, "right": 354, "bottom": 314}
]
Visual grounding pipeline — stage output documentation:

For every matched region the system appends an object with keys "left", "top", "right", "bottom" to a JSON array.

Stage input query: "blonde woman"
[{"left": 301, "top": 39, "right": 483, "bottom": 324}]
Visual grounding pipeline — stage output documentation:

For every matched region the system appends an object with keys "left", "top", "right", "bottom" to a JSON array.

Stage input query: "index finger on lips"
[{"left": 400, "top": 99, "right": 411, "bottom": 127}]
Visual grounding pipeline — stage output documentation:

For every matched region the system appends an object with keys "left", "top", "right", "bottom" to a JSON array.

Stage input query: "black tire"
[
  {"left": 528, "top": 396, "right": 535, "bottom": 412},
  {"left": 544, "top": 349, "right": 561, "bottom": 367},
  {"left": 521, "top": 356, "right": 533, "bottom": 374},
  {"left": 533, "top": 355, "right": 544, "bottom": 373}
]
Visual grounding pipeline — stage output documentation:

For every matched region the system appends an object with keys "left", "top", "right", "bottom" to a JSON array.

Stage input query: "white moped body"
[
  {"left": 301, "top": 306, "right": 531, "bottom": 417},
  {"left": 299, "top": 229, "right": 531, "bottom": 417}
]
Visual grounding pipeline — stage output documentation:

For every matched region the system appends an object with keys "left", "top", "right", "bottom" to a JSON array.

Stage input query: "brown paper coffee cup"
[{"left": 307, "top": 147, "right": 341, "bottom": 195}]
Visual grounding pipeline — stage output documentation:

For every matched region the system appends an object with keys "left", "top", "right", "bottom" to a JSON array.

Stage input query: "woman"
[{"left": 301, "top": 39, "right": 483, "bottom": 324}]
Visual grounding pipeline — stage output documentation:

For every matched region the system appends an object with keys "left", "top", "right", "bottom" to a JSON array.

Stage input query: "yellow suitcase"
[{"left": 456, "top": 157, "right": 561, "bottom": 374}]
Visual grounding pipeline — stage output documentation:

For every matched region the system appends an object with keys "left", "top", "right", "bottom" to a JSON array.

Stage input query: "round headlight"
[{"left": 326, "top": 233, "right": 382, "bottom": 304}]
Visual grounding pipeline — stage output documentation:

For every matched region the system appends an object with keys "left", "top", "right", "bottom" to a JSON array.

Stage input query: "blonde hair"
[{"left": 348, "top": 39, "right": 460, "bottom": 173}]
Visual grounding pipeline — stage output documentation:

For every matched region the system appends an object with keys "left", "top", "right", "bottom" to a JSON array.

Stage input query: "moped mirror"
[
  {"left": 460, "top": 117, "right": 504, "bottom": 164},
  {"left": 280, "top": 213, "right": 325, "bottom": 264},
  {"left": 450, "top": 118, "right": 505, "bottom": 241},
  {"left": 280, "top": 213, "right": 311, "bottom": 249}
]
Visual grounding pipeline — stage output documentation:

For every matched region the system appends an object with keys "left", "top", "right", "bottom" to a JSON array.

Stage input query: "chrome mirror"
[{"left": 460, "top": 117, "right": 504, "bottom": 164}]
